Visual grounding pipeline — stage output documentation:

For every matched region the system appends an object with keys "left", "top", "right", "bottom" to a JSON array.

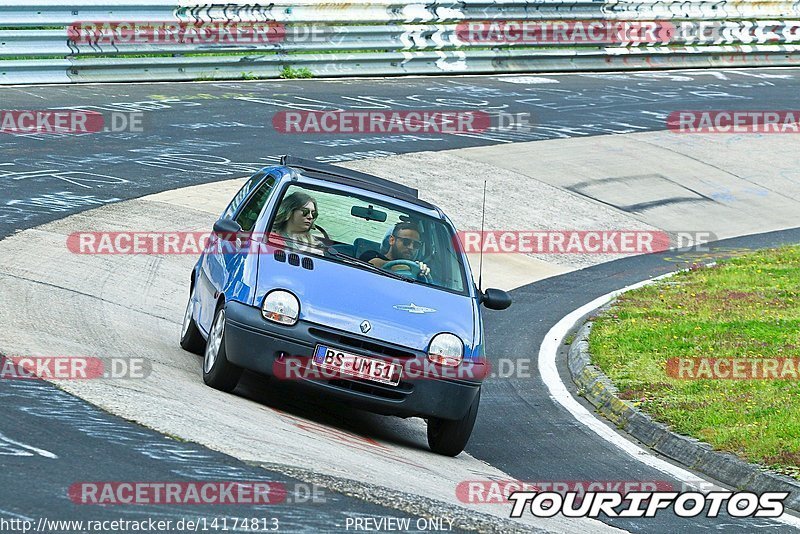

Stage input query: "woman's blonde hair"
[{"left": 273, "top": 191, "right": 318, "bottom": 233}]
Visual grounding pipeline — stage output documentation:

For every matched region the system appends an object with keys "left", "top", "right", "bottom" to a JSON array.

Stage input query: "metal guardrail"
[
  {"left": 3, "top": 1, "right": 800, "bottom": 24},
  {"left": 5, "top": 22, "right": 800, "bottom": 58},
  {"left": 2, "top": 1, "right": 800, "bottom": 84}
]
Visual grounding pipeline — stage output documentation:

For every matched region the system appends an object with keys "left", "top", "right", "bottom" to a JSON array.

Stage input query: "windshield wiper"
[{"left": 325, "top": 247, "right": 417, "bottom": 283}]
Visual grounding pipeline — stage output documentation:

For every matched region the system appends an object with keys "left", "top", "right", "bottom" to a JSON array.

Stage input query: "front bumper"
[{"left": 223, "top": 301, "right": 483, "bottom": 420}]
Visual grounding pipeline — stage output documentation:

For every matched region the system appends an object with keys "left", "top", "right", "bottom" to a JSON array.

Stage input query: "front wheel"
[
  {"left": 202, "top": 307, "right": 243, "bottom": 392},
  {"left": 180, "top": 285, "right": 206, "bottom": 355},
  {"left": 427, "top": 388, "right": 481, "bottom": 456}
]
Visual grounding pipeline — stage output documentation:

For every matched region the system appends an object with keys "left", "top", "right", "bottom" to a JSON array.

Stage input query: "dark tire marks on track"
[
  {"left": 0, "top": 376, "right": 470, "bottom": 532},
  {"left": 2, "top": 69, "right": 799, "bottom": 239}
]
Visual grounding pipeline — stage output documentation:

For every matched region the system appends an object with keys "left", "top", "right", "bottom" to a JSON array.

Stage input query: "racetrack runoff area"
[{"left": 1, "top": 123, "right": 799, "bottom": 531}]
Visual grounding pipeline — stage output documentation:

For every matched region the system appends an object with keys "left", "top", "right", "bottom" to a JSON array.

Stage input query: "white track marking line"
[
  {"left": 0, "top": 431, "right": 58, "bottom": 459},
  {"left": 538, "top": 272, "right": 800, "bottom": 528},
  {"left": 0, "top": 509, "right": 33, "bottom": 520}
]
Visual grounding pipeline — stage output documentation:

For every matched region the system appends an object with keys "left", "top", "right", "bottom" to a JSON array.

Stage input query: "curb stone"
[{"left": 567, "top": 321, "right": 800, "bottom": 512}]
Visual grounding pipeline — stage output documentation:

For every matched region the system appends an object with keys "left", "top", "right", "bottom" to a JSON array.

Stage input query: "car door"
[{"left": 196, "top": 170, "right": 277, "bottom": 333}]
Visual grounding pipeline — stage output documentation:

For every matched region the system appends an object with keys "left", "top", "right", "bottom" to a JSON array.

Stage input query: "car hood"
[{"left": 255, "top": 252, "right": 475, "bottom": 352}]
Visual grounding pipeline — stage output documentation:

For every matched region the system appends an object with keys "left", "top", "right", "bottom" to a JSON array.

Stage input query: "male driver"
[{"left": 360, "top": 222, "right": 430, "bottom": 278}]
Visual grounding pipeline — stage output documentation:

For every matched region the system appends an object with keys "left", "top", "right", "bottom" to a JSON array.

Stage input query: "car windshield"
[{"left": 266, "top": 183, "right": 468, "bottom": 294}]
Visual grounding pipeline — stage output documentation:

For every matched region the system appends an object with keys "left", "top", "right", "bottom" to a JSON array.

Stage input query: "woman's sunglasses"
[
  {"left": 393, "top": 236, "right": 422, "bottom": 249},
  {"left": 296, "top": 207, "right": 318, "bottom": 219}
]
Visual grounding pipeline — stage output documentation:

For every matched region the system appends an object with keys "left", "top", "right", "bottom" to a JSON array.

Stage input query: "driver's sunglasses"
[
  {"left": 393, "top": 235, "right": 422, "bottom": 249},
  {"left": 296, "top": 207, "right": 318, "bottom": 219}
]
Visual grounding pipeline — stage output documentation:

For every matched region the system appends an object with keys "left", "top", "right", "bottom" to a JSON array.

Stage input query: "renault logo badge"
[
  {"left": 393, "top": 303, "right": 436, "bottom": 314},
  {"left": 360, "top": 320, "right": 372, "bottom": 334}
]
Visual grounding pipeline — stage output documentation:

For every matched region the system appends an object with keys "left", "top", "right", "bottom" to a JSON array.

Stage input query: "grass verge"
[{"left": 590, "top": 245, "right": 800, "bottom": 480}]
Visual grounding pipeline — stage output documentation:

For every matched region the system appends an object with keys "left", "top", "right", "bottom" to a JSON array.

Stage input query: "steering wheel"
[
  {"left": 382, "top": 260, "right": 432, "bottom": 282},
  {"left": 312, "top": 224, "right": 332, "bottom": 245}
]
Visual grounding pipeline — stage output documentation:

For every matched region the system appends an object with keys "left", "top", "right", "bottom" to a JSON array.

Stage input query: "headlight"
[
  {"left": 261, "top": 290, "right": 300, "bottom": 325},
  {"left": 428, "top": 333, "right": 463, "bottom": 367}
]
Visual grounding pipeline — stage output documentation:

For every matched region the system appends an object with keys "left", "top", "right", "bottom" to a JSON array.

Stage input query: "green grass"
[
  {"left": 590, "top": 245, "right": 800, "bottom": 480},
  {"left": 278, "top": 65, "right": 313, "bottom": 79}
]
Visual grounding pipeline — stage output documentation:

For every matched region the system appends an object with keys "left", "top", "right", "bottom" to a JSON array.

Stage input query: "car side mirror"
[
  {"left": 212, "top": 218, "right": 243, "bottom": 241},
  {"left": 480, "top": 288, "right": 512, "bottom": 310}
]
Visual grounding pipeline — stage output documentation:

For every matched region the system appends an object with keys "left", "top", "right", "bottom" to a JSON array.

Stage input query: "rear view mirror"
[
  {"left": 480, "top": 288, "right": 512, "bottom": 310},
  {"left": 351, "top": 204, "right": 387, "bottom": 222}
]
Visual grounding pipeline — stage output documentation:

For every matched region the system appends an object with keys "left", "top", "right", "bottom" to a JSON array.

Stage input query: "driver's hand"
[{"left": 416, "top": 261, "right": 430, "bottom": 277}]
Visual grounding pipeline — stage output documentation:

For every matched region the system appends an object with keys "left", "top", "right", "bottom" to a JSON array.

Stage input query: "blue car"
[{"left": 180, "top": 156, "right": 511, "bottom": 455}]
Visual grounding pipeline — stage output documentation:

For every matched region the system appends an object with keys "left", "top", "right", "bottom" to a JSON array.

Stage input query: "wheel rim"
[
  {"left": 181, "top": 288, "right": 195, "bottom": 339},
  {"left": 204, "top": 310, "right": 224, "bottom": 373}
]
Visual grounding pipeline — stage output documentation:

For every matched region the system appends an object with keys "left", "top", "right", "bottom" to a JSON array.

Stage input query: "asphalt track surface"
[
  {"left": 2, "top": 68, "right": 800, "bottom": 239},
  {"left": 0, "top": 379, "right": 450, "bottom": 532},
  {"left": 1, "top": 69, "right": 799, "bottom": 532}
]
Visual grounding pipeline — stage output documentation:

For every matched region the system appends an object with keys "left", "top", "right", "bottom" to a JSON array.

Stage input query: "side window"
[
  {"left": 427, "top": 222, "right": 465, "bottom": 292},
  {"left": 222, "top": 170, "right": 266, "bottom": 220},
  {"left": 234, "top": 173, "right": 277, "bottom": 232}
]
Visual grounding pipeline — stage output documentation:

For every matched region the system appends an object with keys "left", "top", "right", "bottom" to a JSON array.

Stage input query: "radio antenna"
[{"left": 478, "top": 180, "right": 487, "bottom": 293}]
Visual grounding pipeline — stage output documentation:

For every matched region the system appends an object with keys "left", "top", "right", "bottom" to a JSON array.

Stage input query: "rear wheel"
[
  {"left": 427, "top": 388, "right": 481, "bottom": 456},
  {"left": 179, "top": 285, "right": 205, "bottom": 354},
  {"left": 202, "top": 307, "right": 243, "bottom": 392}
]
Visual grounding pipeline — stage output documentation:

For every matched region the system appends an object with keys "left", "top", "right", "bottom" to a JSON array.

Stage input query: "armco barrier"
[{"left": 2, "top": 1, "right": 800, "bottom": 84}]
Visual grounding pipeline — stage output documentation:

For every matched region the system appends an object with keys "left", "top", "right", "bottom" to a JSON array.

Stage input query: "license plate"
[{"left": 312, "top": 345, "right": 401, "bottom": 386}]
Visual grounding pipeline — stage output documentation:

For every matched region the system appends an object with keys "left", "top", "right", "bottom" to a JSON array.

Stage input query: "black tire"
[
  {"left": 427, "top": 388, "right": 481, "bottom": 456},
  {"left": 179, "top": 285, "right": 206, "bottom": 355},
  {"left": 202, "top": 306, "right": 243, "bottom": 392}
]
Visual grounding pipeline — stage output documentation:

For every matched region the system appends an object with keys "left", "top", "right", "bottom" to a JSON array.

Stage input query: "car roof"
[{"left": 279, "top": 155, "right": 436, "bottom": 211}]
